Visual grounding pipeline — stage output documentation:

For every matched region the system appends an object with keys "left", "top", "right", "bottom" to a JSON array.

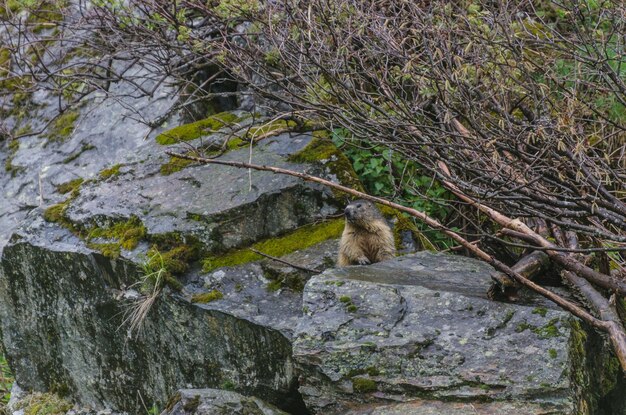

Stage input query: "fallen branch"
[
  {"left": 551, "top": 225, "right": 626, "bottom": 370},
  {"left": 489, "top": 250, "right": 550, "bottom": 301},
  {"left": 166, "top": 150, "right": 626, "bottom": 371},
  {"left": 437, "top": 161, "right": 626, "bottom": 296}
]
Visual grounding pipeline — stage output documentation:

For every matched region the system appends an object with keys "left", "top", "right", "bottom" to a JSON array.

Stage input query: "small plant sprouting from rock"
[{"left": 122, "top": 250, "right": 168, "bottom": 336}]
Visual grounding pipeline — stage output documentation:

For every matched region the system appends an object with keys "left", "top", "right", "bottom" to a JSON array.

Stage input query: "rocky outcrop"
[
  {"left": 1, "top": 14, "right": 624, "bottom": 415},
  {"left": 0, "top": 218, "right": 303, "bottom": 413},
  {"left": 294, "top": 252, "right": 574, "bottom": 414}
]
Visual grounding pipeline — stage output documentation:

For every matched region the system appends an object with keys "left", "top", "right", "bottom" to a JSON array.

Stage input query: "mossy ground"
[
  {"left": 0, "top": 48, "right": 10, "bottom": 77},
  {"left": 202, "top": 218, "right": 344, "bottom": 273},
  {"left": 160, "top": 156, "right": 195, "bottom": 176},
  {"left": 156, "top": 112, "right": 240, "bottom": 145},
  {"left": 43, "top": 185, "right": 82, "bottom": 232}
]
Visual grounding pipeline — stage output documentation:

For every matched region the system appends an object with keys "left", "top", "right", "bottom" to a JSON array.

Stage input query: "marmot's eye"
[{"left": 356, "top": 203, "right": 362, "bottom": 208}]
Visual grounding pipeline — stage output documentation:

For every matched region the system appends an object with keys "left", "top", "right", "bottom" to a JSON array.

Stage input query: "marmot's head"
[{"left": 344, "top": 199, "right": 383, "bottom": 228}]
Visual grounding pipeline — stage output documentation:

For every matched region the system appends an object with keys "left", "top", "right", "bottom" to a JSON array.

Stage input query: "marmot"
[{"left": 337, "top": 199, "right": 395, "bottom": 266}]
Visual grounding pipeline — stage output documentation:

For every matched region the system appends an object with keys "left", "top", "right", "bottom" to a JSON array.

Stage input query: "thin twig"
[{"left": 250, "top": 248, "right": 322, "bottom": 273}]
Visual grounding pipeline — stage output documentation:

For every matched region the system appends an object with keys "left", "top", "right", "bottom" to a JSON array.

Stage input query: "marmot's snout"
[
  {"left": 344, "top": 201, "right": 365, "bottom": 222},
  {"left": 344, "top": 205, "right": 356, "bottom": 220}
]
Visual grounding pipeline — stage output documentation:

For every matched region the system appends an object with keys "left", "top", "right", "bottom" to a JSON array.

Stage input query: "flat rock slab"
[
  {"left": 66, "top": 132, "right": 340, "bottom": 251},
  {"left": 163, "top": 389, "right": 289, "bottom": 415},
  {"left": 294, "top": 252, "right": 573, "bottom": 414}
]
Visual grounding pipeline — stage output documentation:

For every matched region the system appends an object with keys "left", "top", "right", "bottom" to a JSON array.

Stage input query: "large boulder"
[
  {"left": 0, "top": 218, "right": 303, "bottom": 413},
  {"left": 294, "top": 252, "right": 574, "bottom": 414}
]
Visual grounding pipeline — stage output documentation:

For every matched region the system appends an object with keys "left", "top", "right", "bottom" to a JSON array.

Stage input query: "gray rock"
[
  {"left": 64, "top": 132, "right": 339, "bottom": 251},
  {"left": 0, "top": 218, "right": 305, "bottom": 414},
  {"left": 186, "top": 240, "right": 337, "bottom": 340},
  {"left": 342, "top": 399, "right": 565, "bottom": 415},
  {"left": 294, "top": 252, "right": 574, "bottom": 414},
  {"left": 162, "top": 389, "right": 289, "bottom": 415}
]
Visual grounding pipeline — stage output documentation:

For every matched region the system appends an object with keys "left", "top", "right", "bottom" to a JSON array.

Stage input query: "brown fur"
[{"left": 337, "top": 199, "right": 395, "bottom": 266}]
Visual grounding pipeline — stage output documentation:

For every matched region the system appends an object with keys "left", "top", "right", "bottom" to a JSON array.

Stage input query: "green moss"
[
  {"left": 43, "top": 186, "right": 82, "bottom": 232},
  {"left": 156, "top": 112, "right": 240, "bottom": 145},
  {"left": 339, "top": 295, "right": 351, "bottom": 303},
  {"left": 47, "top": 110, "right": 79, "bottom": 142},
  {"left": 4, "top": 138, "right": 24, "bottom": 177},
  {"left": 202, "top": 218, "right": 344, "bottom": 272},
  {"left": 140, "top": 241, "right": 200, "bottom": 292},
  {"left": 99, "top": 163, "right": 121, "bottom": 180},
  {"left": 62, "top": 143, "right": 95, "bottom": 164},
  {"left": 26, "top": 1, "right": 66, "bottom": 33},
  {"left": 347, "top": 304, "right": 358, "bottom": 312},
  {"left": 288, "top": 131, "right": 364, "bottom": 194},
  {"left": 549, "top": 348, "right": 558, "bottom": 359},
  {"left": 0, "top": 353, "right": 13, "bottom": 406},
  {"left": 267, "top": 279, "right": 282, "bottom": 291},
  {"left": 18, "top": 392, "right": 72, "bottom": 415},
  {"left": 160, "top": 156, "right": 195, "bottom": 175},
  {"left": 352, "top": 377, "right": 377, "bottom": 393},
  {"left": 191, "top": 289, "right": 223, "bottom": 303},
  {"left": 533, "top": 318, "right": 562, "bottom": 338},
  {"left": 55, "top": 178, "right": 83, "bottom": 194},
  {"left": 515, "top": 321, "right": 535, "bottom": 333},
  {"left": 220, "top": 380, "right": 236, "bottom": 391},
  {"left": 87, "top": 242, "right": 120, "bottom": 259},
  {"left": 0, "top": 48, "right": 10, "bottom": 77},
  {"left": 87, "top": 216, "right": 146, "bottom": 251},
  {"left": 532, "top": 307, "right": 548, "bottom": 317},
  {"left": 245, "top": 119, "right": 296, "bottom": 138}
]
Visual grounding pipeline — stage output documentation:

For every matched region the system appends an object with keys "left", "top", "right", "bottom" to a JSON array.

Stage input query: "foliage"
[
  {"left": 331, "top": 128, "right": 455, "bottom": 249},
  {"left": 0, "top": 353, "right": 13, "bottom": 407},
  {"left": 15, "top": 392, "right": 72, "bottom": 415}
]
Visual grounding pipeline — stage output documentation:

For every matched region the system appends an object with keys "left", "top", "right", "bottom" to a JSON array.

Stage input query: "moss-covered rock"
[
  {"left": 161, "top": 156, "right": 196, "bottom": 176},
  {"left": 98, "top": 164, "right": 122, "bottom": 180},
  {"left": 87, "top": 216, "right": 146, "bottom": 251},
  {"left": 191, "top": 289, "right": 224, "bottom": 304},
  {"left": 156, "top": 112, "right": 240, "bottom": 145},
  {"left": 47, "top": 110, "right": 79, "bottom": 142},
  {"left": 55, "top": 178, "right": 84, "bottom": 194},
  {"left": 202, "top": 218, "right": 343, "bottom": 273},
  {"left": 288, "top": 130, "right": 363, "bottom": 194}
]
